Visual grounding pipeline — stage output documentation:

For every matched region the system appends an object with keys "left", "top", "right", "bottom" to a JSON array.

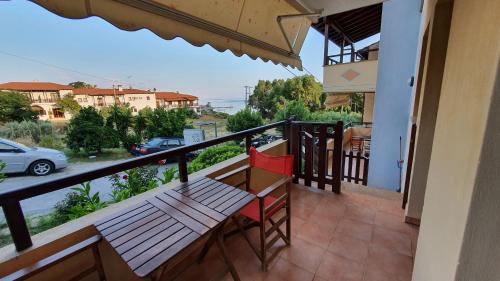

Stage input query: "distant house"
[
  {"left": 0, "top": 82, "right": 74, "bottom": 120},
  {"left": 73, "top": 87, "right": 156, "bottom": 114},
  {"left": 155, "top": 92, "right": 199, "bottom": 113}
]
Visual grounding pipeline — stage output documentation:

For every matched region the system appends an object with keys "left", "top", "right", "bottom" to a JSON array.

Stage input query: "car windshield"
[{"left": 146, "top": 138, "right": 165, "bottom": 146}]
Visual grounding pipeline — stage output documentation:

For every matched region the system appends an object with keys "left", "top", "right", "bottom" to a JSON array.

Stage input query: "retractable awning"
[{"left": 32, "top": 0, "right": 315, "bottom": 69}]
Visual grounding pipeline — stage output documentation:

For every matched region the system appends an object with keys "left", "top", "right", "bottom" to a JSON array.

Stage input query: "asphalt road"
[{"left": 0, "top": 161, "right": 176, "bottom": 220}]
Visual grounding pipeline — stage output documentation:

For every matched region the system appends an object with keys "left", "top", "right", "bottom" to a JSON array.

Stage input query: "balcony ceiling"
[{"left": 311, "top": 3, "right": 383, "bottom": 47}]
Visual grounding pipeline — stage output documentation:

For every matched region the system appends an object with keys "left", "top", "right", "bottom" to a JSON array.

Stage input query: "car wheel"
[{"left": 30, "top": 160, "right": 54, "bottom": 176}]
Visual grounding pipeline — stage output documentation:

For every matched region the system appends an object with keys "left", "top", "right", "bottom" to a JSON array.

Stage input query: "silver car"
[{"left": 0, "top": 138, "right": 68, "bottom": 176}]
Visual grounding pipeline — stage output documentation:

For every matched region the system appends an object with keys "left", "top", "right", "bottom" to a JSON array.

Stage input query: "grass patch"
[{"left": 64, "top": 148, "right": 132, "bottom": 163}]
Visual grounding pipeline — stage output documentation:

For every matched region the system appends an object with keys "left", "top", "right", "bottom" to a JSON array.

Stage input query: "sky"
[{"left": 0, "top": 1, "right": 378, "bottom": 101}]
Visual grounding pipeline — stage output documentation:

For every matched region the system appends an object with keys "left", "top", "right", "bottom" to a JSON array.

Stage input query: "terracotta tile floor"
[{"left": 173, "top": 182, "right": 419, "bottom": 281}]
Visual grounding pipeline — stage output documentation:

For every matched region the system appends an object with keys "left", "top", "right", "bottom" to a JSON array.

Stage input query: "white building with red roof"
[
  {"left": 0, "top": 82, "right": 74, "bottom": 120},
  {"left": 155, "top": 91, "right": 199, "bottom": 112},
  {"left": 73, "top": 86, "right": 156, "bottom": 114}
]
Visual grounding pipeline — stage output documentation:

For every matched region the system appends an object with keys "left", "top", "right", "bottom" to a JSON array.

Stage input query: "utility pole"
[{"left": 244, "top": 86, "right": 252, "bottom": 108}]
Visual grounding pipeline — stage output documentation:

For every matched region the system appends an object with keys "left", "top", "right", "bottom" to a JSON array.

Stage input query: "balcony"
[{"left": 0, "top": 121, "right": 417, "bottom": 281}]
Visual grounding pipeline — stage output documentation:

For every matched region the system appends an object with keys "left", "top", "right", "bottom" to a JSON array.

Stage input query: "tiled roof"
[
  {"left": 73, "top": 88, "right": 152, "bottom": 96},
  {"left": 0, "top": 82, "right": 73, "bottom": 91},
  {"left": 155, "top": 92, "right": 198, "bottom": 101}
]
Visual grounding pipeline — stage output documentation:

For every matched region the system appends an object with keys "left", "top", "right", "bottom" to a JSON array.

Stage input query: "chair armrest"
[
  {"left": 214, "top": 164, "right": 251, "bottom": 181},
  {"left": 257, "top": 176, "right": 292, "bottom": 199}
]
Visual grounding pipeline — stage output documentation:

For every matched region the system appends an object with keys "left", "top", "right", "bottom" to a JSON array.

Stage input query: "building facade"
[
  {"left": 0, "top": 82, "right": 199, "bottom": 119},
  {"left": 155, "top": 92, "right": 199, "bottom": 112},
  {"left": 73, "top": 87, "right": 156, "bottom": 114},
  {"left": 0, "top": 82, "right": 73, "bottom": 120}
]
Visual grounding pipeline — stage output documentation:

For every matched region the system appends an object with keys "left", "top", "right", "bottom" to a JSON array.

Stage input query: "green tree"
[
  {"left": 226, "top": 109, "right": 264, "bottom": 133},
  {"left": 0, "top": 91, "right": 38, "bottom": 122},
  {"left": 105, "top": 105, "right": 133, "bottom": 148},
  {"left": 68, "top": 81, "right": 96, "bottom": 89},
  {"left": 273, "top": 100, "right": 311, "bottom": 122},
  {"left": 56, "top": 94, "right": 81, "bottom": 114},
  {"left": 144, "top": 108, "right": 188, "bottom": 139},
  {"left": 134, "top": 107, "right": 153, "bottom": 140},
  {"left": 66, "top": 107, "right": 106, "bottom": 153},
  {"left": 249, "top": 75, "right": 323, "bottom": 119}
]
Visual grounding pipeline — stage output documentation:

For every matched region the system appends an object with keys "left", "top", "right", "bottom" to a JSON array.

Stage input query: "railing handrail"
[{"left": 0, "top": 120, "right": 287, "bottom": 204}]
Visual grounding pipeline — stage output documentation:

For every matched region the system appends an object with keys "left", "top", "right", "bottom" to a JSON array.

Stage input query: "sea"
[{"left": 198, "top": 98, "right": 247, "bottom": 115}]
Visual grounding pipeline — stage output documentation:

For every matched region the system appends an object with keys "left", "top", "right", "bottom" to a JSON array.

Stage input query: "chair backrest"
[{"left": 249, "top": 147, "right": 293, "bottom": 176}]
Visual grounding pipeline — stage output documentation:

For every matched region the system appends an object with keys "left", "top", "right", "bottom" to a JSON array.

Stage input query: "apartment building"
[
  {"left": 0, "top": 82, "right": 73, "bottom": 120},
  {"left": 73, "top": 87, "right": 156, "bottom": 114},
  {"left": 155, "top": 91, "right": 199, "bottom": 112}
]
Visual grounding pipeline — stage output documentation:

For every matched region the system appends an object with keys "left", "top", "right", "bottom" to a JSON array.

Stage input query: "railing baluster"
[
  {"left": 332, "top": 121, "right": 343, "bottom": 193},
  {"left": 303, "top": 124, "right": 313, "bottom": 187},
  {"left": 245, "top": 135, "right": 252, "bottom": 155},
  {"left": 355, "top": 151, "right": 362, "bottom": 184},
  {"left": 362, "top": 156, "right": 369, "bottom": 186},
  {"left": 2, "top": 201, "right": 32, "bottom": 251},
  {"left": 348, "top": 151, "right": 354, "bottom": 182},
  {"left": 177, "top": 154, "right": 188, "bottom": 183},
  {"left": 291, "top": 124, "right": 300, "bottom": 184},
  {"left": 317, "top": 124, "right": 327, "bottom": 190}
]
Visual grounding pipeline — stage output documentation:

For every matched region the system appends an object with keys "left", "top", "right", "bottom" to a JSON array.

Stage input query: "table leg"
[{"left": 215, "top": 230, "right": 241, "bottom": 281}]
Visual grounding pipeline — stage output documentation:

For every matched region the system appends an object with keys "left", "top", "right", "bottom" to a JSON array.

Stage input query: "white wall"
[{"left": 367, "top": 0, "right": 422, "bottom": 190}]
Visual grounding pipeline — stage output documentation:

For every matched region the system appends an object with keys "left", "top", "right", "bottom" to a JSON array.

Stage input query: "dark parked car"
[{"left": 131, "top": 137, "right": 196, "bottom": 161}]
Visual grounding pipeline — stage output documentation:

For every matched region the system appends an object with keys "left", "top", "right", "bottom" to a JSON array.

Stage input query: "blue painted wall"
[{"left": 367, "top": 0, "right": 422, "bottom": 190}]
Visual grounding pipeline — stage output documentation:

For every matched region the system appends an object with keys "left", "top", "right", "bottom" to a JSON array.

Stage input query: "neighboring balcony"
[{"left": 323, "top": 59, "right": 378, "bottom": 94}]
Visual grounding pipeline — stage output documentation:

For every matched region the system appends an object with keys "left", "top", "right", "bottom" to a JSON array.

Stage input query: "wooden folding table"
[{"left": 94, "top": 176, "right": 255, "bottom": 280}]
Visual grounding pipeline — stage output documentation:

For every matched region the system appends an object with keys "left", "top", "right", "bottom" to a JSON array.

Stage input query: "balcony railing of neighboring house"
[
  {"left": 327, "top": 48, "right": 379, "bottom": 65},
  {"left": 0, "top": 119, "right": 346, "bottom": 252},
  {"left": 31, "top": 98, "right": 58, "bottom": 103}
]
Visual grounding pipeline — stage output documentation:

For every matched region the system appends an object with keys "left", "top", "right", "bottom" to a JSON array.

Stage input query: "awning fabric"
[{"left": 32, "top": 0, "right": 312, "bottom": 69}]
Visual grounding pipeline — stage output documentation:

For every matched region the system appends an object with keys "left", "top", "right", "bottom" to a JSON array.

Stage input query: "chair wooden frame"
[{"left": 215, "top": 164, "right": 292, "bottom": 271}]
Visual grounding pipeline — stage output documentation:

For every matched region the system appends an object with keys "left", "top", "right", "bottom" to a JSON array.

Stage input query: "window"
[
  {"left": 83, "top": 98, "right": 88, "bottom": 102},
  {"left": 78, "top": 98, "right": 82, "bottom": 102},
  {"left": 167, "top": 140, "right": 181, "bottom": 146},
  {"left": 147, "top": 96, "right": 150, "bottom": 100},
  {"left": 0, "top": 142, "right": 17, "bottom": 153},
  {"left": 128, "top": 97, "right": 132, "bottom": 101}
]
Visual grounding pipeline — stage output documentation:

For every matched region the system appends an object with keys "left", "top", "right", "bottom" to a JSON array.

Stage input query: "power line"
[
  {"left": 0, "top": 50, "right": 132, "bottom": 86},
  {"left": 282, "top": 65, "right": 298, "bottom": 77},
  {"left": 302, "top": 66, "right": 321, "bottom": 82}
]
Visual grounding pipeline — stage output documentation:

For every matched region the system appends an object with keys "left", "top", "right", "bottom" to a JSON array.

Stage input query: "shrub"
[
  {"left": 68, "top": 182, "right": 107, "bottom": 219},
  {"left": 38, "top": 135, "right": 64, "bottom": 149},
  {"left": 66, "top": 107, "right": 106, "bottom": 154},
  {"left": 158, "top": 166, "right": 177, "bottom": 185},
  {"left": 105, "top": 105, "right": 133, "bottom": 149},
  {"left": 309, "top": 111, "right": 362, "bottom": 124},
  {"left": 0, "top": 91, "right": 38, "bottom": 122},
  {"left": 273, "top": 100, "right": 311, "bottom": 122},
  {"left": 226, "top": 109, "right": 264, "bottom": 133},
  {"left": 144, "top": 108, "right": 188, "bottom": 139},
  {"left": 188, "top": 145, "right": 244, "bottom": 173},
  {"left": 109, "top": 166, "right": 159, "bottom": 202}
]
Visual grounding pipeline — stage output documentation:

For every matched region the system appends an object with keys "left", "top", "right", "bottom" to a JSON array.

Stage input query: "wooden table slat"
[
  {"left": 110, "top": 215, "right": 172, "bottom": 248},
  {"left": 156, "top": 193, "right": 219, "bottom": 228},
  {"left": 222, "top": 194, "right": 256, "bottom": 216},
  {"left": 115, "top": 218, "right": 177, "bottom": 255},
  {"left": 121, "top": 222, "right": 184, "bottom": 261},
  {"left": 148, "top": 197, "right": 209, "bottom": 235},
  {"left": 105, "top": 210, "right": 164, "bottom": 242},
  {"left": 215, "top": 190, "right": 250, "bottom": 212},
  {"left": 174, "top": 177, "right": 211, "bottom": 191},
  {"left": 101, "top": 207, "right": 160, "bottom": 236},
  {"left": 207, "top": 188, "right": 243, "bottom": 209},
  {"left": 180, "top": 180, "right": 224, "bottom": 198},
  {"left": 95, "top": 203, "right": 151, "bottom": 229},
  {"left": 134, "top": 231, "right": 199, "bottom": 277},
  {"left": 194, "top": 183, "right": 233, "bottom": 203},
  {"left": 128, "top": 227, "right": 194, "bottom": 271},
  {"left": 165, "top": 190, "right": 226, "bottom": 222}
]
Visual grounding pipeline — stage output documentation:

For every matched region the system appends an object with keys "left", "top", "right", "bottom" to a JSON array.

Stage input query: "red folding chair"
[{"left": 215, "top": 147, "right": 293, "bottom": 271}]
